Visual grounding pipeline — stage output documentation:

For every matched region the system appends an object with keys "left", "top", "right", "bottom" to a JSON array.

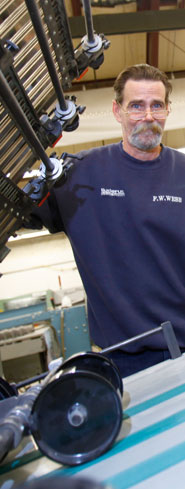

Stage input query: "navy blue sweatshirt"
[{"left": 32, "top": 142, "right": 185, "bottom": 352}]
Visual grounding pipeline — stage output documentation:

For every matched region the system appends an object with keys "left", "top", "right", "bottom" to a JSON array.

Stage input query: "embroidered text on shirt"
[
  {"left": 153, "top": 195, "right": 182, "bottom": 203},
  {"left": 101, "top": 188, "right": 125, "bottom": 197}
]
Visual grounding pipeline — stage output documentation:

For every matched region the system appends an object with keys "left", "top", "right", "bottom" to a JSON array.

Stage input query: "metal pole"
[
  {"left": 0, "top": 349, "right": 3, "bottom": 378},
  {"left": 0, "top": 71, "right": 55, "bottom": 172},
  {"left": 25, "top": 0, "right": 67, "bottom": 111},
  {"left": 82, "top": 0, "right": 95, "bottom": 44},
  {"left": 101, "top": 321, "right": 181, "bottom": 360},
  {"left": 16, "top": 372, "right": 48, "bottom": 389},
  {"left": 161, "top": 321, "right": 181, "bottom": 359},
  {"left": 101, "top": 326, "right": 163, "bottom": 355}
]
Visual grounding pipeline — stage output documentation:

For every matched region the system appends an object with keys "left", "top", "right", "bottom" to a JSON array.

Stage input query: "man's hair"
[{"left": 114, "top": 64, "right": 172, "bottom": 104}]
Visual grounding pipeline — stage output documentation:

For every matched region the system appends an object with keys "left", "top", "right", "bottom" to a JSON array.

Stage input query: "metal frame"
[{"left": 0, "top": 303, "right": 62, "bottom": 352}]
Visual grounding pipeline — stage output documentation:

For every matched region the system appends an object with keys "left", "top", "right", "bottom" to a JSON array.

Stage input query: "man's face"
[{"left": 113, "top": 79, "right": 168, "bottom": 152}]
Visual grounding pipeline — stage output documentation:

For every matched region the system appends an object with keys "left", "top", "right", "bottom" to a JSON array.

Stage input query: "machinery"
[
  {"left": 1, "top": 348, "right": 185, "bottom": 489},
  {"left": 0, "top": 0, "right": 108, "bottom": 399},
  {"left": 0, "top": 0, "right": 110, "bottom": 262},
  {"left": 1, "top": 3, "right": 185, "bottom": 488},
  {"left": 0, "top": 320, "right": 182, "bottom": 471},
  {"left": 0, "top": 291, "right": 62, "bottom": 383},
  {"left": 0, "top": 0, "right": 120, "bottom": 473},
  {"left": 0, "top": 291, "right": 91, "bottom": 383}
]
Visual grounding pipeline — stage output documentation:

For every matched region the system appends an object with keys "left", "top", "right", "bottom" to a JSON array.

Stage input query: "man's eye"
[
  {"left": 152, "top": 103, "right": 163, "bottom": 109},
  {"left": 131, "top": 103, "right": 142, "bottom": 110}
]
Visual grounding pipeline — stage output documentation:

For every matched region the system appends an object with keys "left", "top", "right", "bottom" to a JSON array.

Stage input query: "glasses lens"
[
  {"left": 129, "top": 110, "right": 167, "bottom": 120},
  {"left": 129, "top": 112, "right": 145, "bottom": 120},
  {"left": 154, "top": 111, "right": 167, "bottom": 119}
]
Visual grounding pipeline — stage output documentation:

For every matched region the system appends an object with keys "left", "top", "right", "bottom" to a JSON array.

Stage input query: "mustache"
[{"left": 132, "top": 121, "right": 163, "bottom": 136}]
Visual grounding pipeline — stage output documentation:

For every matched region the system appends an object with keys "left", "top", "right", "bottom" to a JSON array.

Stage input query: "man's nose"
[{"left": 143, "top": 109, "right": 155, "bottom": 121}]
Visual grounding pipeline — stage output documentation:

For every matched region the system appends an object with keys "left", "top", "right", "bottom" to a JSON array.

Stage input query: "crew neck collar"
[{"left": 119, "top": 141, "right": 164, "bottom": 169}]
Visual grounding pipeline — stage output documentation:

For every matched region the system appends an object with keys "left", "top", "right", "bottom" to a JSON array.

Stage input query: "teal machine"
[{"left": 0, "top": 292, "right": 91, "bottom": 383}]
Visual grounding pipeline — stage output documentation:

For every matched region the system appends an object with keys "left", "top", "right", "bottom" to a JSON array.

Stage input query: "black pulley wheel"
[
  {"left": 60, "top": 352, "right": 123, "bottom": 396},
  {"left": 15, "top": 476, "right": 111, "bottom": 489},
  {"left": 30, "top": 369, "right": 123, "bottom": 466}
]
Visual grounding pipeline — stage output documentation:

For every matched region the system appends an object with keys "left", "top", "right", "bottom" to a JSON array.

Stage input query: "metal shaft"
[
  {"left": 82, "top": 0, "right": 95, "bottom": 44},
  {"left": 25, "top": 0, "right": 67, "bottom": 111},
  {"left": 101, "top": 327, "right": 163, "bottom": 355},
  {"left": 101, "top": 321, "right": 181, "bottom": 360},
  {"left": 0, "top": 71, "right": 54, "bottom": 172}
]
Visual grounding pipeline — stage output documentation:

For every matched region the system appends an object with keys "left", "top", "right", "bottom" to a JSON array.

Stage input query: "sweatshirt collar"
[{"left": 119, "top": 141, "right": 164, "bottom": 169}]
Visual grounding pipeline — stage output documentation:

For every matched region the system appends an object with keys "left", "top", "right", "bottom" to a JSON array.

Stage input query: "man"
[{"left": 30, "top": 64, "right": 185, "bottom": 377}]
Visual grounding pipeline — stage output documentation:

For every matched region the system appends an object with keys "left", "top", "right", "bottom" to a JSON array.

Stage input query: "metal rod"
[
  {"left": 16, "top": 372, "right": 48, "bottom": 389},
  {"left": 101, "top": 321, "right": 181, "bottom": 360},
  {"left": 161, "top": 321, "right": 181, "bottom": 359},
  {"left": 101, "top": 327, "right": 163, "bottom": 355},
  {"left": 0, "top": 71, "right": 54, "bottom": 172},
  {"left": 25, "top": 0, "right": 67, "bottom": 111},
  {"left": 82, "top": 0, "right": 95, "bottom": 44}
]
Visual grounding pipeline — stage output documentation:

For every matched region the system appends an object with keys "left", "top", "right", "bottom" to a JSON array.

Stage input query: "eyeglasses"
[{"left": 119, "top": 105, "right": 170, "bottom": 121}]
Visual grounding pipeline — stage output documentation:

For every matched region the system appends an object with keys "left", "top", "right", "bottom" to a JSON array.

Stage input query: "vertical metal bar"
[
  {"left": 0, "top": 71, "right": 54, "bottom": 172},
  {"left": 137, "top": 0, "right": 160, "bottom": 67},
  {"left": 25, "top": 0, "right": 67, "bottom": 111},
  {"left": 161, "top": 321, "right": 181, "bottom": 359},
  {"left": 71, "top": 0, "right": 82, "bottom": 16},
  {"left": 0, "top": 349, "right": 3, "bottom": 378},
  {"left": 82, "top": 0, "right": 95, "bottom": 43}
]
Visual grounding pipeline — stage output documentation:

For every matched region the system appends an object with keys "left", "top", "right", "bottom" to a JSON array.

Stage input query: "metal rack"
[{"left": 0, "top": 0, "right": 110, "bottom": 261}]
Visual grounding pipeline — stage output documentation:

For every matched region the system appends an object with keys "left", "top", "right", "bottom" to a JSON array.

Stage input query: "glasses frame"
[{"left": 119, "top": 103, "right": 171, "bottom": 121}]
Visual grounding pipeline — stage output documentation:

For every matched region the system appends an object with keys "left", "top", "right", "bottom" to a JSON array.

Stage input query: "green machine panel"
[{"left": 63, "top": 305, "right": 91, "bottom": 359}]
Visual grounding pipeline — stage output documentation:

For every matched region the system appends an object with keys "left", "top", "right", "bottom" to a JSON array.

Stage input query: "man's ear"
[{"left": 112, "top": 100, "right": 122, "bottom": 123}]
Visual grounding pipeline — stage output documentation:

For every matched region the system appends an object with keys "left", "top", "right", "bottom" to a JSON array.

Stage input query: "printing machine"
[
  {"left": 0, "top": 0, "right": 105, "bottom": 396},
  {"left": 0, "top": 0, "right": 110, "bottom": 262},
  {"left": 1, "top": 2, "right": 185, "bottom": 489}
]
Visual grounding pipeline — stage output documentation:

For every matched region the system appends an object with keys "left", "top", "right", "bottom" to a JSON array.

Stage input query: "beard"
[{"left": 128, "top": 121, "right": 163, "bottom": 150}]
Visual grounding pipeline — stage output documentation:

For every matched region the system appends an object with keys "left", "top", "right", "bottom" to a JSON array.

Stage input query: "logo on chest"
[{"left": 101, "top": 188, "right": 125, "bottom": 197}]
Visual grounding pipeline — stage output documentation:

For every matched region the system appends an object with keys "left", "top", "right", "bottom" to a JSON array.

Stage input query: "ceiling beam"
[
  {"left": 71, "top": 0, "right": 81, "bottom": 16},
  {"left": 138, "top": 0, "right": 160, "bottom": 67},
  {"left": 69, "top": 9, "right": 185, "bottom": 37}
]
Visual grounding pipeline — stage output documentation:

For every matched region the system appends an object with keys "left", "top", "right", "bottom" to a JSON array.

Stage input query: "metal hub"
[{"left": 67, "top": 402, "right": 88, "bottom": 427}]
